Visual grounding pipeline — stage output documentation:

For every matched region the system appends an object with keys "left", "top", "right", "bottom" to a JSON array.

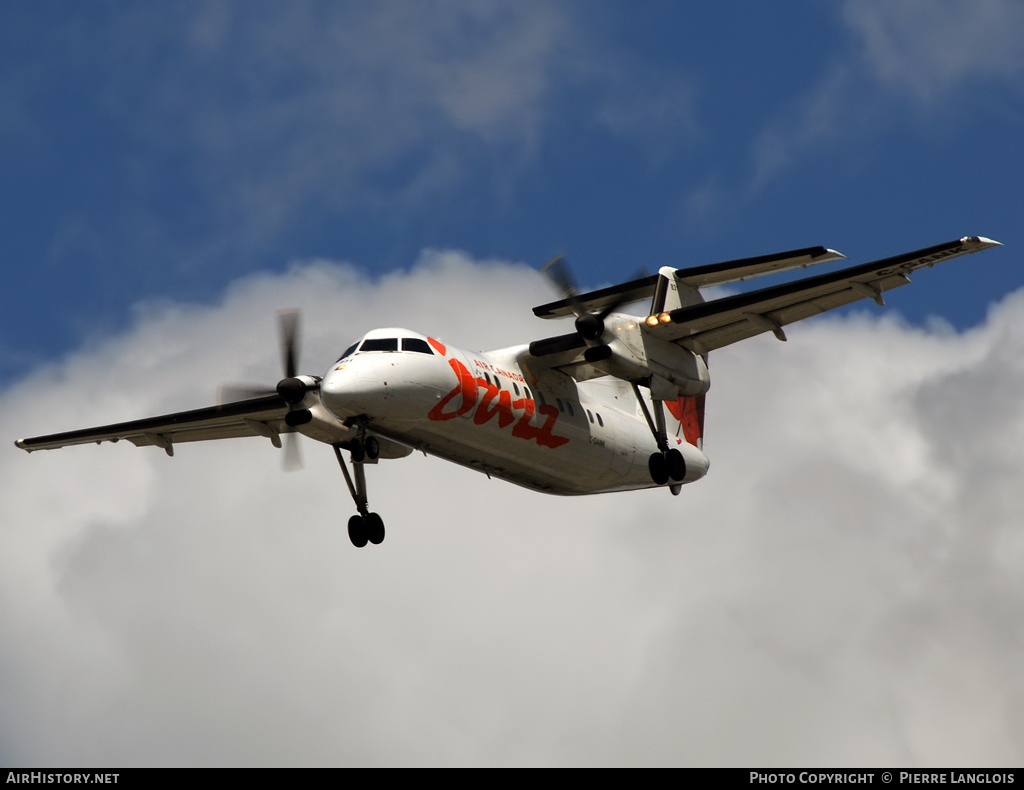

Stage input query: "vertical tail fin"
[
  {"left": 665, "top": 393, "right": 706, "bottom": 450},
  {"left": 649, "top": 266, "right": 705, "bottom": 315}
]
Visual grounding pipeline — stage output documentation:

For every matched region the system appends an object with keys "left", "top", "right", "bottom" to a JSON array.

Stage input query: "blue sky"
[
  {"left": 3, "top": 1, "right": 1024, "bottom": 768},
  {"left": 3, "top": 1, "right": 1021, "bottom": 383}
]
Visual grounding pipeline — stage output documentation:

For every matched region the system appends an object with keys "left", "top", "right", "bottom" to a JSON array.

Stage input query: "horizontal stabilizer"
[{"left": 672, "top": 246, "right": 845, "bottom": 288}]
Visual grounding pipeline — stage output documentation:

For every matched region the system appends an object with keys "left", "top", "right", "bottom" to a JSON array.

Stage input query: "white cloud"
[
  {"left": 3, "top": 253, "right": 1023, "bottom": 766},
  {"left": 127, "top": 2, "right": 571, "bottom": 237},
  {"left": 844, "top": 0, "right": 1024, "bottom": 101},
  {"left": 747, "top": 0, "right": 1024, "bottom": 190},
  {"left": 27, "top": 2, "right": 703, "bottom": 256}
]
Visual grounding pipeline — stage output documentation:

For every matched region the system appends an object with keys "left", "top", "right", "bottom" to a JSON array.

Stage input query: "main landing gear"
[
  {"left": 647, "top": 448, "right": 686, "bottom": 487},
  {"left": 333, "top": 438, "right": 386, "bottom": 548},
  {"left": 347, "top": 512, "right": 384, "bottom": 548},
  {"left": 631, "top": 383, "right": 686, "bottom": 495}
]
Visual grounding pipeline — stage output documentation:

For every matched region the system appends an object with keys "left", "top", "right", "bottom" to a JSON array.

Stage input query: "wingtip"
[{"left": 963, "top": 235, "right": 1002, "bottom": 249}]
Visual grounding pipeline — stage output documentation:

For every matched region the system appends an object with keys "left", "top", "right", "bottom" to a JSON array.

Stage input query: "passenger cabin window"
[
  {"left": 401, "top": 337, "right": 433, "bottom": 354},
  {"left": 360, "top": 338, "right": 398, "bottom": 352}
]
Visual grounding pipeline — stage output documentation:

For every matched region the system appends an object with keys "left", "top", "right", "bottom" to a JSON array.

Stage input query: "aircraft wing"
[
  {"left": 532, "top": 246, "right": 846, "bottom": 319},
  {"left": 15, "top": 395, "right": 292, "bottom": 456},
  {"left": 648, "top": 236, "right": 1002, "bottom": 354}
]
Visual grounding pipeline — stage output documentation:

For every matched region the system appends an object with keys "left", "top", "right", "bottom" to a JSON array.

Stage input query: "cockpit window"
[
  {"left": 359, "top": 338, "right": 398, "bottom": 352},
  {"left": 401, "top": 337, "right": 434, "bottom": 354},
  {"left": 336, "top": 342, "right": 359, "bottom": 363},
  {"left": 342, "top": 336, "right": 433, "bottom": 356}
]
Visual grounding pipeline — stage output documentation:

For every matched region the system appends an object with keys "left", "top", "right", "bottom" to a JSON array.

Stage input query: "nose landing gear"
[
  {"left": 348, "top": 435, "right": 380, "bottom": 464},
  {"left": 333, "top": 442, "right": 386, "bottom": 548}
]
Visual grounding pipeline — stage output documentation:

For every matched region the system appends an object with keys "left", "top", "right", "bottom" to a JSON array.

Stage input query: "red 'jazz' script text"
[{"left": 427, "top": 357, "right": 569, "bottom": 449}]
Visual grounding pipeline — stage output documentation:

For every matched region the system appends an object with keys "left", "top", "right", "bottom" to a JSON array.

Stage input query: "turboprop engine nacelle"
[
  {"left": 643, "top": 333, "right": 710, "bottom": 397},
  {"left": 585, "top": 316, "right": 711, "bottom": 397}
]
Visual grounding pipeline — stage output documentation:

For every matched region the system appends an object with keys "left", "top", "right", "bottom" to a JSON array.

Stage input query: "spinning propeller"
[
  {"left": 218, "top": 309, "right": 317, "bottom": 471},
  {"left": 539, "top": 255, "right": 637, "bottom": 356}
]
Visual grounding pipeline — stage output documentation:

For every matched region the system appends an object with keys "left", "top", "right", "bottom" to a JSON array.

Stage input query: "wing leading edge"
[
  {"left": 532, "top": 246, "right": 846, "bottom": 319},
  {"left": 15, "top": 395, "right": 291, "bottom": 456}
]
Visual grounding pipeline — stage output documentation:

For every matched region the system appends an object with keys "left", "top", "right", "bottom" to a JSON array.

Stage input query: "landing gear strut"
[
  {"left": 333, "top": 443, "right": 386, "bottom": 547},
  {"left": 631, "top": 383, "right": 687, "bottom": 489}
]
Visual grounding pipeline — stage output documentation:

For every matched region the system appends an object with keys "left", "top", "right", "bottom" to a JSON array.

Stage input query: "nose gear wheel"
[{"left": 334, "top": 443, "right": 387, "bottom": 548}]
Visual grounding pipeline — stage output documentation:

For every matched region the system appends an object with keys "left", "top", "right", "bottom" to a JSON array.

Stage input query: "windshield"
[
  {"left": 336, "top": 342, "right": 359, "bottom": 363},
  {"left": 359, "top": 337, "right": 398, "bottom": 352},
  {"left": 337, "top": 336, "right": 434, "bottom": 362}
]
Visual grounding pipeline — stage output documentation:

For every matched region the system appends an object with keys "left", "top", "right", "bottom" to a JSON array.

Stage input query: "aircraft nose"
[{"left": 321, "top": 363, "right": 384, "bottom": 418}]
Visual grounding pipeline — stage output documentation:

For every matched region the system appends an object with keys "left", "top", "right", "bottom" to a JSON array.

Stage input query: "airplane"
[{"left": 15, "top": 235, "right": 1002, "bottom": 548}]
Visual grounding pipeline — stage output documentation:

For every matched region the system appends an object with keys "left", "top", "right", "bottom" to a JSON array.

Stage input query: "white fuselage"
[{"left": 316, "top": 328, "right": 709, "bottom": 495}]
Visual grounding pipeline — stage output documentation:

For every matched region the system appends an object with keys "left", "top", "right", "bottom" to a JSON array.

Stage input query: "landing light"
[
  {"left": 646, "top": 315, "right": 659, "bottom": 327},
  {"left": 659, "top": 312, "right": 672, "bottom": 323}
]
